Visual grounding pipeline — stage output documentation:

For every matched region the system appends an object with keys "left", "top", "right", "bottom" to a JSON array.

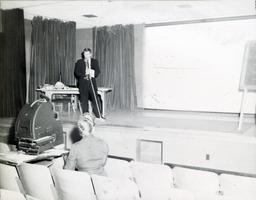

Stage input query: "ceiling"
[{"left": 1, "top": 0, "right": 256, "bottom": 29}]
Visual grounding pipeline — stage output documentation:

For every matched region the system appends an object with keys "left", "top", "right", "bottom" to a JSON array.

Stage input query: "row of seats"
[
  {"left": 0, "top": 160, "right": 140, "bottom": 200},
  {"left": 1, "top": 157, "right": 256, "bottom": 200},
  {"left": 172, "top": 167, "right": 256, "bottom": 200},
  {"left": 105, "top": 158, "right": 256, "bottom": 200}
]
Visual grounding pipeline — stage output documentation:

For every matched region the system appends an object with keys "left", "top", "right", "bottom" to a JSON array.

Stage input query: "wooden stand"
[
  {"left": 237, "top": 41, "right": 256, "bottom": 131},
  {"left": 238, "top": 89, "right": 247, "bottom": 131}
]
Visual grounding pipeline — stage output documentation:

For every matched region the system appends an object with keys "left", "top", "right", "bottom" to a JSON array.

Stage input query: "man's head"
[
  {"left": 82, "top": 48, "right": 92, "bottom": 60},
  {"left": 77, "top": 112, "right": 94, "bottom": 137}
]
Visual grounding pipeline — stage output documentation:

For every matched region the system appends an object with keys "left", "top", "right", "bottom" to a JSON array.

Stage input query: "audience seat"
[
  {"left": 130, "top": 161, "right": 175, "bottom": 200},
  {"left": 169, "top": 188, "right": 194, "bottom": 200},
  {"left": 49, "top": 156, "right": 65, "bottom": 173},
  {"left": 91, "top": 174, "right": 141, "bottom": 200},
  {"left": 51, "top": 168, "right": 96, "bottom": 200},
  {"left": 18, "top": 163, "right": 57, "bottom": 200},
  {"left": 209, "top": 196, "right": 243, "bottom": 200},
  {"left": 0, "top": 189, "right": 41, "bottom": 200},
  {"left": 0, "top": 142, "right": 10, "bottom": 153},
  {"left": 0, "top": 163, "right": 22, "bottom": 192},
  {"left": 173, "top": 167, "right": 220, "bottom": 200},
  {"left": 220, "top": 173, "right": 256, "bottom": 200},
  {"left": 0, "top": 189, "right": 26, "bottom": 200},
  {"left": 104, "top": 157, "right": 134, "bottom": 181}
]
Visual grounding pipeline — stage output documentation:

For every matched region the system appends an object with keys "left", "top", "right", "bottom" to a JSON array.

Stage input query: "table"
[
  {"left": 0, "top": 146, "right": 68, "bottom": 166},
  {"left": 36, "top": 86, "right": 113, "bottom": 117}
]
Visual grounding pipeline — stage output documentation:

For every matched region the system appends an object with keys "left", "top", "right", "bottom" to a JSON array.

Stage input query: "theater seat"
[
  {"left": 51, "top": 168, "right": 96, "bottom": 200},
  {"left": 130, "top": 161, "right": 174, "bottom": 200},
  {"left": 0, "top": 142, "right": 10, "bottom": 153},
  {"left": 18, "top": 163, "right": 57, "bottom": 200},
  {"left": 209, "top": 196, "right": 243, "bottom": 200},
  {"left": 0, "top": 163, "right": 22, "bottom": 192},
  {"left": 220, "top": 173, "right": 256, "bottom": 200},
  {"left": 173, "top": 167, "right": 220, "bottom": 200},
  {"left": 49, "top": 156, "right": 65, "bottom": 173},
  {"left": 0, "top": 189, "right": 26, "bottom": 200},
  {"left": 91, "top": 174, "right": 141, "bottom": 200},
  {"left": 104, "top": 158, "right": 134, "bottom": 181},
  {"left": 195, "top": 194, "right": 242, "bottom": 200},
  {"left": 169, "top": 188, "right": 194, "bottom": 200}
]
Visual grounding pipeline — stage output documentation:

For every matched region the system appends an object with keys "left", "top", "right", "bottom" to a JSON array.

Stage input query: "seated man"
[{"left": 64, "top": 113, "right": 109, "bottom": 175}]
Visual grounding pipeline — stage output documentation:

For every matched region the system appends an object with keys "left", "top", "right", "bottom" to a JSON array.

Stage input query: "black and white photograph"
[{"left": 0, "top": 0, "right": 256, "bottom": 199}]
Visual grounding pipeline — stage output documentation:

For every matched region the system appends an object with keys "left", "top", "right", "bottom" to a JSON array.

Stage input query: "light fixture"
[{"left": 83, "top": 14, "right": 97, "bottom": 18}]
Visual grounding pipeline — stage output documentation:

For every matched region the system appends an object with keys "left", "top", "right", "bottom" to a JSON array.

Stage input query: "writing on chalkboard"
[{"left": 239, "top": 41, "right": 256, "bottom": 91}]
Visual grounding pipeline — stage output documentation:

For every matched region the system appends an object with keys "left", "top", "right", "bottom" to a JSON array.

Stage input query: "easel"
[
  {"left": 238, "top": 89, "right": 247, "bottom": 131},
  {"left": 238, "top": 41, "right": 256, "bottom": 131}
]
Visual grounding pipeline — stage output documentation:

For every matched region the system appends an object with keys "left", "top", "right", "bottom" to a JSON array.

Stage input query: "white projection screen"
[{"left": 142, "top": 19, "right": 256, "bottom": 114}]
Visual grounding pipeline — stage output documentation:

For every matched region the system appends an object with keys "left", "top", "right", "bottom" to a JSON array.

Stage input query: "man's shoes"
[{"left": 95, "top": 117, "right": 106, "bottom": 124}]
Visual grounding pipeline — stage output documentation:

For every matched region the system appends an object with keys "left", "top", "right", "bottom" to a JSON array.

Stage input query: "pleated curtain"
[
  {"left": 0, "top": 9, "right": 26, "bottom": 117},
  {"left": 93, "top": 25, "right": 137, "bottom": 110},
  {"left": 28, "top": 17, "right": 76, "bottom": 103}
]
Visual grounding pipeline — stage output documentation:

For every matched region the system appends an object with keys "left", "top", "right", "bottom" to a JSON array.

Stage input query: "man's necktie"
[
  {"left": 86, "top": 60, "right": 89, "bottom": 70},
  {"left": 85, "top": 60, "right": 89, "bottom": 80}
]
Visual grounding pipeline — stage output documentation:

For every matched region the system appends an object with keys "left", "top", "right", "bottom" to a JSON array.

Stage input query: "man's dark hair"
[
  {"left": 83, "top": 48, "right": 91, "bottom": 53},
  {"left": 81, "top": 48, "right": 92, "bottom": 58}
]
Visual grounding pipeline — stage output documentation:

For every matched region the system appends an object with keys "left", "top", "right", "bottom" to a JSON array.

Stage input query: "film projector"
[{"left": 15, "top": 98, "right": 64, "bottom": 155}]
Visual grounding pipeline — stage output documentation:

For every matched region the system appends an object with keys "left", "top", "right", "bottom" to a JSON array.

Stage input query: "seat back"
[
  {"left": 0, "top": 189, "right": 26, "bottom": 200},
  {"left": 169, "top": 188, "right": 194, "bottom": 200},
  {"left": 173, "top": 167, "right": 220, "bottom": 200},
  {"left": 0, "top": 163, "right": 22, "bottom": 192},
  {"left": 130, "top": 161, "right": 174, "bottom": 200},
  {"left": 0, "top": 142, "right": 10, "bottom": 153},
  {"left": 18, "top": 163, "right": 56, "bottom": 200},
  {"left": 51, "top": 168, "right": 96, "bottom": 200},
  {"left": 49, "top": 156, "right": 65, "bottom": 174},
  {"left": 104, "top": 158, "right": 133, "bottom": 181},
  {"left": 91, "top": 174, "right": 141, "bottom": 200},
  {"left": 211, "top": 196, "right": 243, "bottom": 200},
  {"left": 220, "top": 173, "right": 256, "bottom": 200}
]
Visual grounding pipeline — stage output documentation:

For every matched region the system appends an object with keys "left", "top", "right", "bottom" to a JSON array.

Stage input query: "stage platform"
[{"left": 60, "top": 109, "right": 256, "bottom": 176}]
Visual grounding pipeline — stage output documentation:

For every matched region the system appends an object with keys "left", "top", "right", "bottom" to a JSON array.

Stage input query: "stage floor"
[{"left": 59, "top": 108, "right": 256, "bottom": 137}]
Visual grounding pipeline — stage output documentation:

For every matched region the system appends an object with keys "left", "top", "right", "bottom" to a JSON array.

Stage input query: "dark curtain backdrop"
[
  {"left": 29, "top": 17, "right": 76, "bottom": 102},
  {"left": 0, "top": 9, "right": 26, "bottom": 117},
  {"left": 93, "top": 25, "right": 137, "bottom": 110}
]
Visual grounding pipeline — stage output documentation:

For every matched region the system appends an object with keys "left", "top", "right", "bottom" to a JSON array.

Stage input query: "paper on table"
[
  {"left": 0, "top": 151, "right": 38, "bottom": 165},
  {"left": 0, "top": 146, "right": 68, "bottom": 165}
]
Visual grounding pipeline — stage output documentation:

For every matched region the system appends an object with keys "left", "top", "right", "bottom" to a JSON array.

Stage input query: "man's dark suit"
[{"left": 74, "top": 58, "right": 101, "bottom": 118}]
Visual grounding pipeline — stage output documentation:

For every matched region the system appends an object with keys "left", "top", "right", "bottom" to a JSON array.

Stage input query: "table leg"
[{"left": 70, "top": 95, "right": 77, "bottom": 112}]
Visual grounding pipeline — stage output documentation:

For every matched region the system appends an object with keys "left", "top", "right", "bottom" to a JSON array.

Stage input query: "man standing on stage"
[{"left": 74, "top": 48, "right": 102, "bottom": 118}]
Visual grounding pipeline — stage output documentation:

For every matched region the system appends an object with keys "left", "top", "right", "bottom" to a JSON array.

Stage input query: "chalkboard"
[{"left": 239, "top": 41, "right": 256, "bottom": 91}]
